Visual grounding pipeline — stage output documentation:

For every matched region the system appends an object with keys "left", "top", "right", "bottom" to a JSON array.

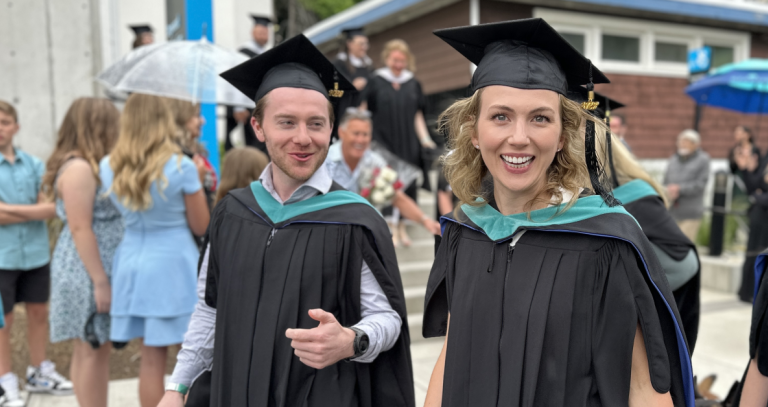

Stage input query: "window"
[
  {"left": 706, "top": 44, "right": 734, "bottom": 68},
  {"left": 561, "top": 32, "right": 585, "bottom": 54},
  {"left": 602, "top": 34, "right": 640, "bottom": 62},
  {"left": 655, "top": 42, "right": 687, "bottom": 63}
]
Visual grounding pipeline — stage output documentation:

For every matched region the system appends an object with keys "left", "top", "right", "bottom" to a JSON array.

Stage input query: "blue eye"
[
  {"left": 533, "top": 115, "right": 551, "bottom": 123},
  {"left": 492, "top": 114, "right": 508, "bottom": 121}
]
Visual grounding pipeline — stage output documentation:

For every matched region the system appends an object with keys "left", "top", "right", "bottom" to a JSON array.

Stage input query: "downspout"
[{"left": 470, "top": 0, "right": 479, "bottom": 75}]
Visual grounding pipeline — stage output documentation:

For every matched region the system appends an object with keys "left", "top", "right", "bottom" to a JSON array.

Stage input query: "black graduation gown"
[
  {"left": 424, "top": 196, "right": 695, "bottom": 407},
  {"left": 738, "top": 154, "right": 768, "bottom": 302},
  {"left": 224, "top": 47, "right": 268, "bottom": 153},
  {"left": 363, "top": 75, "right": 425, "bottom": 171},
  {"left": 733, "top": 249, "right": 768, "bottom": 406},
  {"left": 332, "top": 57, "right": 370, "bottom": 140},
  {"left": 614, "top": 180, "right": 701, "bottom": 353},
  {"left": 205, "top": 183, "right": 414, "bottom": 407}
]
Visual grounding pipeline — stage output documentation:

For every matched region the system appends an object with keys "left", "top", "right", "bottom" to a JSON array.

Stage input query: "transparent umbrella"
[{"left": 97, "top": 37, "right": 254, "bottom": 108}]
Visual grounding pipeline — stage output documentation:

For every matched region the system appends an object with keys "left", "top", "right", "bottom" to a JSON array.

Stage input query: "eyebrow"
[
  {"left": 487, "top": 105, "right": 556, "bottom": 115},
  {"left": 273, "top": 114, "right": 328, "bottom": 123}
]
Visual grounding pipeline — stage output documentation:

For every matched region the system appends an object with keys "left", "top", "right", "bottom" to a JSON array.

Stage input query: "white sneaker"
[
  {"left": 25, "top": 360, "right": 73, "bottom": 396},
  {"left": 0, "top": 373, "right": 26, "bottom": 407}
]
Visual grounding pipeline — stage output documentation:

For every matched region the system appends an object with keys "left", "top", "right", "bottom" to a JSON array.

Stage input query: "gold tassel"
[
  {"left": 328, "top": 82, "right": 344, "bottom": 98},
  {"left": 581, "top": 90, "right": 599, "bottom": 111}
]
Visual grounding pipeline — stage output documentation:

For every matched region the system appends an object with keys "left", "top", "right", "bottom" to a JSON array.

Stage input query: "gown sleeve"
[
  {"left": 363, "top": 78, "right": 377, "bottom": 113},
  {"left": 204, "top": 196, "right": 229, "bottom": 309},
  {"left": 751, "top": 253, "right": 768, "bottom": 375},
  {"left": 591, "top": 239, "right": 672, "bottom": 404},
  {"left": 423, "top": 222, "right": 460, "bottom": 338}
]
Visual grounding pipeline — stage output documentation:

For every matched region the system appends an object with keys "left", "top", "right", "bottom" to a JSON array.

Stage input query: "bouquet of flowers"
[{"left": 358, "top": 166, "right": 403, "bottom": 209}]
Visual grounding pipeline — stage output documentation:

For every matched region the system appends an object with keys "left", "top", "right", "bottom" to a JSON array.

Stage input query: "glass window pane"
[
  {"left": 705, "top": 44, "right": 734, "bottom": 68},
  {"left": 655, "top": 42, "right": 687, "bottom": 63},
  {"left": 561, "top": 33, "right": 585, "bottom": 54},
  {"left": 602, "top": 34, "right": 640, "bottom": 62}
]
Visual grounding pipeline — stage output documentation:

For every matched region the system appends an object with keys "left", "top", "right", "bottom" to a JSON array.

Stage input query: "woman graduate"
[
  {"left": 422, "top": 19, "right": 694, "bottom": 407},
  {"left": 734, "top": 249, "right": 768, "bottom": 406},
  {"left": 568, "top": 87, "right": 701, "bottom": 353}
]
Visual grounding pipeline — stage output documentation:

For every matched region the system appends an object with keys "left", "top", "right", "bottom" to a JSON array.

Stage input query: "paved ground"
[{"left": 24, "top": 288, "right": 753, "bottom": 406}]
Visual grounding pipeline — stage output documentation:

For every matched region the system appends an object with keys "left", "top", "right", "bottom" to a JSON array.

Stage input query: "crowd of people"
[{"left": 0, "top": 12, "right": 767, "bottom": 407}]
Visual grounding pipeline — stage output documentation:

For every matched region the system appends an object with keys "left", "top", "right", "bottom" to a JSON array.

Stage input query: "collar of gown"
[
  {"left": 375, "top": 67, "right": 414, "bottom": 84},
  {"left": 258, "top": 162, "right": 333, "bottom": 205}
]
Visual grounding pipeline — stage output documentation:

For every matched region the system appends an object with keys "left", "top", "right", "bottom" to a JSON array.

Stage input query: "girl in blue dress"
[{"left": 101, "top": 94, "right": 210, "bottom": 407}]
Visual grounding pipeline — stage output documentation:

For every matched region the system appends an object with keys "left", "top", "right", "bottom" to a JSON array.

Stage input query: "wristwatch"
[
  {"left": 165, "top": 382, "right": 189, "bottom": 395},
  {"left": 349, "top": 326, "right": 370, "bottom": 359}
]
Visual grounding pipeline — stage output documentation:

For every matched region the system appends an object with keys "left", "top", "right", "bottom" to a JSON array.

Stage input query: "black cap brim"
[
  {"left": 220, "top": 34, "right": 355, "bottom": 102},
  {"left": 251, "top": 14, "right": 273, "bottom": 26},
  {"left": 129, "top": 25, "right": 153, "bottom": 35},
  {"left": 434, "top": 18, "right": 609, "bottom": 90},
  {"left": 342, "top": 27, "right": 366, "bottom": 39}
]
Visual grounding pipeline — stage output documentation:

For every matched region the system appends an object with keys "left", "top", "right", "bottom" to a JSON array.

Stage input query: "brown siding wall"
[
  {"left": 596, "top": 75, "right": 767, "bottom": 159},
  {"left": 367, "top": 0, "right": 472, "bottom": 94},
  {"left": 480, "top": 0, "right": 533, "bottom": 23}
]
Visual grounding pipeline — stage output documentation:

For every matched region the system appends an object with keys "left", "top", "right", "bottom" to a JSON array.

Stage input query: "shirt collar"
[
  {"left": 258, "top": 162, "right": 333, "bottom": 205},
  {"left": 327, "top": 142, "right": 373, "bottom": 174},
  {"left": 0, "top": 148, "right": 21, "bottom": 165}
]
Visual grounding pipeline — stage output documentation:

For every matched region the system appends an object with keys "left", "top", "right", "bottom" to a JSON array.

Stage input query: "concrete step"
[
  {"left": 395, "top": 239, "right": 436, "bottom": 263},
  {"left": 405, "top": 286, "right": 427, "bottom": 314},
  {"left": 408, "top": 313, "right": 426, "bottom": 342},
  {"left": 399, "top": 260, "right": 433, "bottom": 288}
]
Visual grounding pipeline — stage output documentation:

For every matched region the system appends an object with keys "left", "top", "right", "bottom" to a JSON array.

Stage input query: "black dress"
[
  {"left": 224, "top": 47, "right": 267, "bottom": 154},
  {"left": 424, "top": 195, "right": 695, "bottom": 407},
  {"left": 205, "top": 183, "right": 414, "bottom": 407},
  {"left": 738, "top": 154, "right": 768, "bottom": 302},
  {"left": 613, "top": 179, "right": 701, "bottom": 353},
  {"left": 364, "top": 74, "right": 426, "bottom": 202}
]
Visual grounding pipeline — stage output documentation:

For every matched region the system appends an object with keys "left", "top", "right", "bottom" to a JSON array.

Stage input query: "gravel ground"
[{"left": 8, "top": 305, "right": 179, "bottom": 382}]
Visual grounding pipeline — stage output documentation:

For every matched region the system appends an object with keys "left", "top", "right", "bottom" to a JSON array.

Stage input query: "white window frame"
[{"left": 534, "top": 8, "right": 750, "bottom": 78}]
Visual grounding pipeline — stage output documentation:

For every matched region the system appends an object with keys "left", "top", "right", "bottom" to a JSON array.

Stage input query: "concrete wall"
[{"left": 0, "top": 0, "right": 102, "bottom": 160}]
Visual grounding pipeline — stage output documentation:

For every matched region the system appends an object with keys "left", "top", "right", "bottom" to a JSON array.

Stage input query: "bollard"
[{"left": 709, "top": 171, "right": 728, "bottom": 256}]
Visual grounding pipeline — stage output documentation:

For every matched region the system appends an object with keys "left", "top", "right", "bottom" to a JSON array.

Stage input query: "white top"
[{"left": 169, "top": 163, "right": 402, "bottom": 386}]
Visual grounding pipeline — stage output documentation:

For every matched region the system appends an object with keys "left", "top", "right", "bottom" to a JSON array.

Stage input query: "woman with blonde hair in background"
[
  {"left": 42, "top": 97, "right": 123, "bottom": 407},
  {"left": 100, "top": 94, "right": 209, "bottom": 407},
  {"left": 423, "top": 19, "right": 693, "bottom": 406},
  {"left": 361, "top": 38, "right": 435, "bottom": 247},
  {"left": 214, "top": 146, "right": 268, "bottom": 205}
]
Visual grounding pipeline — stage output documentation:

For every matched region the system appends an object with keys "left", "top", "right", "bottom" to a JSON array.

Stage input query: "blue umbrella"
[{"left": 686, "top": 59, "right": 768, "bottom": 113}]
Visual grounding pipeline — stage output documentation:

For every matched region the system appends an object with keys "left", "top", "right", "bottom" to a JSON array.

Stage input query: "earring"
[{"left": 474, "top": 144, "right": 480, "bottom": 149}]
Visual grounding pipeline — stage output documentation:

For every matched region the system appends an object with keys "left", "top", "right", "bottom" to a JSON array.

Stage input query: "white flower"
[
  {"left": 371, "top": 190, "right": 386, "bottom": 205},
  {"left": 380, "top": 167, "right": 398, "bottom": 183},
  {"left": 374, "top": 176, "right": 388, "bottom": 189},
  {"left": 382, "top": 185, "right": 394, "bottom": 198}
]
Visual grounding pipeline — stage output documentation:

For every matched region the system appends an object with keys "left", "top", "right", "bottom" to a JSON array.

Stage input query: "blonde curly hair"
[{"left": 440, "top": 88, "right": 610, "bottom": 215}]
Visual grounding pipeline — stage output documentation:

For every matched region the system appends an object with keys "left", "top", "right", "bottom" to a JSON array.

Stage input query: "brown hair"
[
  {"left": 440, "top": 89, "right": 596, "bottom": 216},
  {"left": 162, "top": 97, "right": 204, "bottom": 153},
  {"left": 0, "top": 100, "right": 18, "bottom": 123},
  {"left": 43, "top": 98, "right": 120, "bottom": 197},
  {"left": 108, "top": 94, "right": 181, "bottom": 211},
  {"left": 381, "top": 39, "right": 416, "bottom": 72},
  {"left": 251, "top": 93, "right": 335, "bottom": 126},
  {"left": 215, "top": 147, "right": 269, "bottom": 204}
]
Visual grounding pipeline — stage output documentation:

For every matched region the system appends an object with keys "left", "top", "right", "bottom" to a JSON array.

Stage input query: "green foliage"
[
  {"left": 301, "top": 0, "right": 362, "bottom": 20},
  {"left": 695, "top": 214, "right": 740, "bottom": 251}
]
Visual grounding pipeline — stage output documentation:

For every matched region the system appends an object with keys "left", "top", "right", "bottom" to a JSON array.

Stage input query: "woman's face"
[
  {"left": 347, "top": 35, "right": 369, "bottom": 58},
  {"left": 734, "top": 126, "right": 748, "bottom": 144},
  {"left": 386, "top": 50, "right": 408, "bottom": 76},
  {"left": 472, "top": 86, "right": 564, "bottom": 199},
  {"left": 185, "top": 110, "right": 204, "bottom": 138}
]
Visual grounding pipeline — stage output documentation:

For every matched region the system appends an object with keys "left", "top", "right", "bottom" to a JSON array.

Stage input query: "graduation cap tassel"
[
  {"left": 585, "top": 119, "right": 621, "bottom": 207},
  {"left": 603, "top": 95, "right": 620, "bottom": 188},
  {"left": 328, "top": 70, "right": 345, "bottom": 98},
  {"left": 581, "top": 63, "right": 599, "bottom": 111}
]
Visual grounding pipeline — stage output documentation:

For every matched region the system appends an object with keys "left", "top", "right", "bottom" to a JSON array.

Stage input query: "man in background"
[
  {"left": 664, "top": 129, "right": 711, "bottom": 242},
  {"left": 610, "top": 112, "right": 632, "bottom": 152}
]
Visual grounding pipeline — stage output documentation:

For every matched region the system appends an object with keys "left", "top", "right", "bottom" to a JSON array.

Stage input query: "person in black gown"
[
  {"left": 332, "top": 28, "right": 373, "bottom": 139},
  {"left": 156, "top": 35, "right": 414, "bottom": 407},
  {"left": 734, "top": 142, "right": 768, "bottom": 302},
  {"left": 568, "top": 87, "right": 702, "bottom": 353},
  {"left": 422, "top": 19, "right": 694, "bottom": 407},
  {"left": 224, "top": 14, "right": 273, "bottom": 153},
  {"left": 362, "top": 39, "right": 436, "bottom": 246}
]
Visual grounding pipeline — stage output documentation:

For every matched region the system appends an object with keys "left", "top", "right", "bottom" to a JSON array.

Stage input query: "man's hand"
[
  {"left": 286, "top": 309, "right": 356, "bottom": 369},
  {"left": 157, "top": 390, "right": 185, "bottom": 407},
  {"left": 666, "top": 184, "right": 680, "bottom": 201}
]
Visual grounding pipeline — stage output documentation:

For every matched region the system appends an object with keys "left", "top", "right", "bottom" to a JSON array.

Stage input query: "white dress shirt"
[{"left": 170, "top": 163, "right": 402, "bottom": 386}]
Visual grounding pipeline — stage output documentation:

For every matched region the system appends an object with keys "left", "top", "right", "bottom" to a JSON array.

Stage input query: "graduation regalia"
[
  {"left": 205, "top": 183, "right": 414, "bottom": 407},
  {"left": 424, "top": 196, "right": 694, "bottom": 406},
  {"left": 207, "top": 34, "right": 414, "bottom": 407},
  {"left": 614, "top": 179, "right": 701, "bottom": 353}
]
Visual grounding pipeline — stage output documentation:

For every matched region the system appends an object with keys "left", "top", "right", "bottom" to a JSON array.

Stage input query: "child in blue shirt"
[{"left": 0, "top": 101, "right": 72, "bottom": 405}]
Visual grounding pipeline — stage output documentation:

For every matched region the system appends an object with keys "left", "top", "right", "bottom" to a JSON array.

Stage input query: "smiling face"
[
  {"left": 347, "top": 35, "right": 369, "bottom": 59},
  {"left": 251, "top": 88, "right": 332, "bottom": 184},
  {"left": 338, "top": 118, "right": 372, "bottom": 164},
  {"left": 386, "top": 50, "right": 408, "bottom": 77},
  {"left": 472, "top": 86, "right": 564, "bottom": 203}
]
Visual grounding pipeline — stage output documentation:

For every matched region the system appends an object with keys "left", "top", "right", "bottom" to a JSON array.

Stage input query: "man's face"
[
  {"left": 609, "top": 116, "right": 626, "bottom": 137},
  {"left": 252, "top": 24, "right": 269, "bottom": 47},
  {"left": 252, "top": 88, "right": 332, "bottom": 183},
  {"left": 0, "top": 111, "right": 19, "bottom": 150},
  {"left": 339, "top": 119, "right": 372, "bottom": 164}
]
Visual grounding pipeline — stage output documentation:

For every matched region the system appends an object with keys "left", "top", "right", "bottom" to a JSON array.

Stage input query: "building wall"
[
  {"left": 480, "top": 0, "right": 532, "bottom": 23},
  {"left": 367, "top": 0, "right": 472, "bottom": 95}
]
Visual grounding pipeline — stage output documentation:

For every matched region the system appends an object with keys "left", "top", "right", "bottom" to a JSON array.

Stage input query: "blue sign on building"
[{"left": 689, "top": 46, "right": 712, "bottom": 75}]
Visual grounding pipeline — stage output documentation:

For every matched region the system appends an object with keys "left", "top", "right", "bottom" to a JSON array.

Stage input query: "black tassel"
[
  {"left": 606, "top": 131, "right": 619, "bottom": 188},
  {"left": 585, "top": 119, "right": 621, "bottom": 207}
]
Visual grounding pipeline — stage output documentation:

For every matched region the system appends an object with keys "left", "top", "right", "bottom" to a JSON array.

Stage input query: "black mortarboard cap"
[
  {"left": 433, "top": 18, "right": 609, "bottom": 95},
  {"left": 129, "top": 25, "right": 153, "bottom": 35},
  {"left": 220, "top": 34, "right": 355, "bottom": 103},
  {"left": 251, "top": 14, "right": 273, "bottom": 26},
  {"left": 566, "top": 86, "right": 625, "bottom": 120},
  {"left": 342, "top": 27, "right": 366, "bottom": 39}
]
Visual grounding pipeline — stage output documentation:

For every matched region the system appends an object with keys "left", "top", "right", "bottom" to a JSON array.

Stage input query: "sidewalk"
[{"left": 26, "top": 288, "right": 752, "bottom": 406}]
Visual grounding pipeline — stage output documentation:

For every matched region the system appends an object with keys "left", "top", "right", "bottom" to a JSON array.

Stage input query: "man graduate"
[{"left": 158, "top": 34, "right": 414, "bottom": 407}]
